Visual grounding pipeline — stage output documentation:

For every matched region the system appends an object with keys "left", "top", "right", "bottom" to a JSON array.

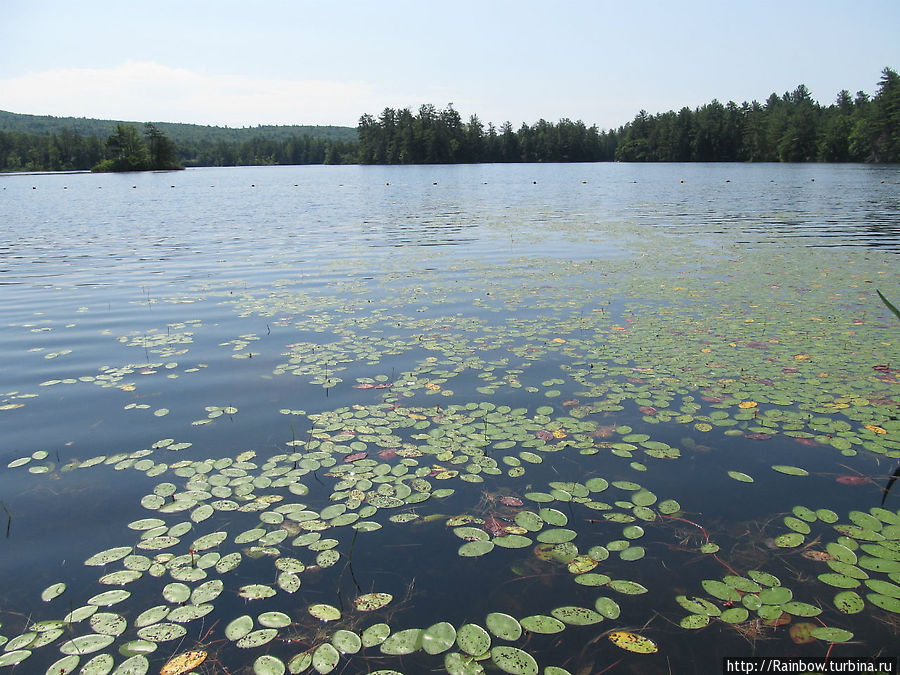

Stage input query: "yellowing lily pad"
[
  {"left": 608, "top": 631, "right": 658, "bottom": 653},
  {"left": 354, "top": 592, "right": 392, "bottom": 612}
]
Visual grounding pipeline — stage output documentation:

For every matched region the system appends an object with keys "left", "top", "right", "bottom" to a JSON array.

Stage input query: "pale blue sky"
[{"left": 2, "top": 0, "right": 898, "bottom": 129}]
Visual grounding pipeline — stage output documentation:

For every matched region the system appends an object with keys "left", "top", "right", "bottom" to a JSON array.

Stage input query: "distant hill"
[{"left": 0, "top": 110, "right": 358, "bottom": 144}]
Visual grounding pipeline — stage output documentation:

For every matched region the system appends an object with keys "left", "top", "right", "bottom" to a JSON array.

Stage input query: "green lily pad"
[
  {"left": 89, "top": 612, "right": 127, "bottom": 636},
  {"left": 332, "top": 630, "right": 362, "bottom": 654},
  {"left": 444, "top": 652, "right": 485, "bottom": 675},
  {"left": 485, "top": 613, "right": 522, "bottom": 641},
  {"left": 456, "top": 623, "right": 491, "bottom": 656},
  {"left": 518, "top": 615, "right": 565, "bottom": 634},
  {"left": 702, "top": 580, "right": 740, "bottom": 602},
  {"left": 226, "top": 615, "right": 254, "bottom": 641},
  {"left": 354, "top": 593, "right": 392, "bottom": 612},
  {"left": 771, "top": 465, "right": 809, "bottom": 476},
  {"left": 491, "top": 646, "right": 538, "bottom": 675},
  {"left": 308, "top": 604, "right": 341, "bottom": 622},
  {"left": 759, "top": 586, "right": 792, "bottom": 604},
  {"left": 422, "top": 622, "right": 457, "bottom": 655},
  {"left": 781, "top": 601, "right": 822, "bottom": 617},
  {"left": 59, "top": 633, "right": 116, "bottom": 654},
  {"left": 657, "top": 499, "right": 680, "bottom": 514},
  {"left": 45, "top": 654, "right": 80, "bottom": 674},
  {"left": 361, "top": 623, "right": 391, "bottom": 648},
  {"left": 458, "top": 540, "right": 494, "bottom": 557},
  {"left": 253, "top": 654, "right": 286, "bottom": 675},
  {"left": 550, "top": 606, "right": 603, "bottom": 625},
  {"left": 0, "top": 651, "right": 31, "bottom": 667},
  {"left": 774, "top": 532, "right": 805, "bottom": 548},
  {"left": 237, "top": 629, "right": 278, "bottom": 649},
  {"left": 810, "top": 627, "right": 854, "bottom": 643},
  {"left": 607, "top": 579, "right": 648, "bottom": 595},
  {"left": 259, "top": 611, "right": 292, "bottom": 629},
  {"left": 834, "top": 591, "right": 865, "bottom": 614},
  {"left": 312, "top": 642, "right": 340, "bottom": 673},
  {"left": 867, "top": 593, "right": 900, "bottom": 613},
  {"left": 136, "top": 623, "right": 187, "bottom": 643},
  {"left": 680, "top": 613, "right": 710, "bottom": 629},
  {"left": 41, "top": 582, "right": 66, "bottom": 603},
  {"left": 818, "top": 573, "right": 861, "bottom": 589},
  {"left": 720, "top": 607, "right": 750, "bottom": 623},
  {"left": 380, "top": 628, "right": 423, "bottom": 655},
  {"left": 594, "top": 596, "right": 620, "bottom": 619},
  {"left": 727, "top": 471, "right": 754, "bottom": 483}
]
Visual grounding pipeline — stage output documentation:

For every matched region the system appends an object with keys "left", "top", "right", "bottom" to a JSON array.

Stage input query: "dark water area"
[{"left": 0, "top": 163, "right": 898, "bottom": 674}]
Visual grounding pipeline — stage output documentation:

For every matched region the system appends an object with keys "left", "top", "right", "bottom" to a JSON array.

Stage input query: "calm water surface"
[{"left": 1, "top": 163, "right": 899, "bottom": 674}]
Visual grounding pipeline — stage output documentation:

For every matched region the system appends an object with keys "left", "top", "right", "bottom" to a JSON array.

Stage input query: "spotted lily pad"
[
  {"left": 608, "top": 631, "right": 658, "bottom": 653},
  {"left": 354, "top": 593, "right": 392, "bottom": 612},
  {"left": 308, "top": 604, "right": 341, "bottom": 622},
  {"left": 550, "top": 606, "right": 603, "bottom": 625},
  {"left": 490, "top": 646, "right": 538, "bottom": 675},
  {"left": 380, "top": 628, "right": 423, "bottom": 655},
  {"left": 456, "top": 623, "right": 491, "bottom": 656},
  {"left": 312, "top": 642, "right": 340, "bottom": 673},
  {"left": 485, "top": 613, "right": 522, "bottom": 641},
  {"left": 59, "top": 633, "right": 116, "bottom": 654}
]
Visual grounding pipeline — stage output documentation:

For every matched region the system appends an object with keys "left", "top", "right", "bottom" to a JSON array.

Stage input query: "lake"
[{"left": 1, "top": 162, "right": 899, "bottom": 675}]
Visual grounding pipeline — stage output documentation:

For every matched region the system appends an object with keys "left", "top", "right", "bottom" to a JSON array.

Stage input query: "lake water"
[{"left": 1, "top": 163, "right": 899, "bottom": 675}]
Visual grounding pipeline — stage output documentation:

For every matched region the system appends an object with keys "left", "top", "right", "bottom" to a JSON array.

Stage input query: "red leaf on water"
[
  {"left": 700, "top": 395, "right": 725, "bottom": 403},
  {"left": 638, "top": 406, "right": 658, "bottom": 415},
  {"left": 836, "top": 475, "right": 868, "bottom": 485},
  {"left": 535, "top": 430, "right": 554, "bottom": 441},
  {"left": 353, "top": 383, "right": 376, "bottom": 389},
  {"left": 344, "top": 452, "right": 368, "bottom": 463},
  {"left": 873, "top": 365, "right": 891, "bottom": 373},
  {"left": 794, "top": 438, "right": 818, "bottom": 446},
  {"left": 484, "top": 517, "right": 507, "bottom": 537},
  {"left": 377, "top": 448, "right": 397, "bottom": 460},
  {"left": 499, "top": 496, "right": 523, "bottom": 507},
  {"left": 744, "top": 433, "right": 772, "bottom": 441}
]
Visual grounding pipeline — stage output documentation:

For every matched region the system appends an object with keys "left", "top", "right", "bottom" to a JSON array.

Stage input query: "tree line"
[
  {"left": 613, "top": 67, "right": 900, "bottom": 163},
  {"left": 1, "top": 66, "right": 897, "bottom": 172}
]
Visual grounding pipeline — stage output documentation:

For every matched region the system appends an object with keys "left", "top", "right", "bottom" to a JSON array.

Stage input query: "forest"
[{"left": 0, "top": 66, "right": 897, "bottom": 172}]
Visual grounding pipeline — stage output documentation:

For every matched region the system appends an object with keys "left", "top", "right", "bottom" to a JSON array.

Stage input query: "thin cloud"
[{"left": 0, "top": 61, "right": 379, "bottom": 127}]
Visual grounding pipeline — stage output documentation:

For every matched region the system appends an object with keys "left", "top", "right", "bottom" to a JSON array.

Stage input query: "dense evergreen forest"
[
  {"left": 357, "top": 67, "right": 900, "bottom": 164},
  {"left": 1, "top": 66, "right": 897, "bottom": 172}
]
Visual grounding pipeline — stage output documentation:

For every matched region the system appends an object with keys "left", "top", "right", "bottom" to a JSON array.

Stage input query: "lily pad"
[
  {"left": 380, "top": 628, "right": 423, "bottom": 655},
  {"left": 422, "top": 622, "right": 457, "bottom": 655},
  {"left": 485, "top": 613, "right": 522, "bottom": 641},
  {"left": 491, "top": 646, "right": 538, "bottom": 675},
  {"left": 308, "top": 604, "right": 341, "bottom": 622},
  {"left": 354, "top": 593, "right": 392, "bottom": 612},
  {"left": 456, "top": 623, "right": 491, "bottom": 656},
  {"left": 608, "top": 631, "right": 658, "bottom": 654},
  {"left": 550, "top": 606, "right": 603, "bottom": 625}
]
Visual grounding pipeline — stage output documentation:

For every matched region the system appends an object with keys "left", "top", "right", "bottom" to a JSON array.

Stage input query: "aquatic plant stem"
[{"left": 660, "top": 514, "right": 742, "bottom": 577}]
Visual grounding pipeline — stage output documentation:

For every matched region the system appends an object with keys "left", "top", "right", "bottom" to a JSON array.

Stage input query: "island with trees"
[
  {"left": 1, "top": 66, "right": 897, "bottom": 172},
  {"left": 91, "top": 123, "right": 182, "bottom": 172}
]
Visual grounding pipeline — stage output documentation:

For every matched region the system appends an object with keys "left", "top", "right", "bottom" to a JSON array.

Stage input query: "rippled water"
[{"left": 0, "top": 163, "right": 898, "bottom": 675}]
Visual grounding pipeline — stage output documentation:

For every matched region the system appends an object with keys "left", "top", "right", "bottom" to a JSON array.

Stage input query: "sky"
[{"left": 2, "top": 1, "right": 899, "bottom": 131}]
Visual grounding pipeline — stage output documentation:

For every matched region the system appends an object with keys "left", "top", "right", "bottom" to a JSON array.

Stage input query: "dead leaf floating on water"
[{"left": 160, "top": 650, "right": 207, "bottom": 675}]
